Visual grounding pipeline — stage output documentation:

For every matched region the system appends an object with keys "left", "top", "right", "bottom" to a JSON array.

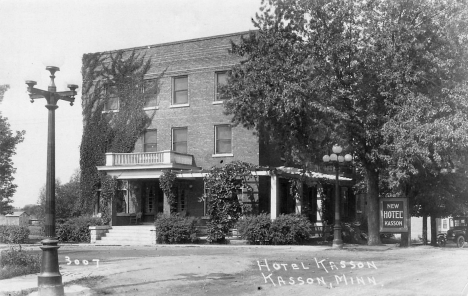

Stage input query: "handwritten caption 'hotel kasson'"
[{"left": 257, "top": 258, "right": 379, "bottom": 288}]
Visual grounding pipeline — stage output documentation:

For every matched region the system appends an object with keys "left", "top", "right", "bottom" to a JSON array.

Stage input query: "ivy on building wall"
[
  {"left": 203, "top": 161, "right": 260, "bottom": 243},
  {"left": 159, "top": 171, "right": 177, "bottom": 212},
  {"left": 80, "top": 49, "right": 163, "bottom": 216},
  {"left": 99, "top": 176, "right": 118, "bottom": 224}
]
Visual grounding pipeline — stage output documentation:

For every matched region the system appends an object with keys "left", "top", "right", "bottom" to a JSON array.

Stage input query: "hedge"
[
  {"left": 155, "top": 214, "right": 199, "bottom": 244},
  {"left": 237, "top": 213, "right": 312, "bottom": 245},
  {"left": 56, "top": 216, "right": 106, "bottom": 243},
  {"left": 0, "top": 226, "right": 30, "bottom": 244}
]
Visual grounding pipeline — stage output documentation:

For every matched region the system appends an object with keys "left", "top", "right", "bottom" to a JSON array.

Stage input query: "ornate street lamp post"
[
  {"left": 26, "top": 66, "right": 77, "bottom": 296},
  {"left": 323, "top": 144, "right": 352, "bottom": 249}
]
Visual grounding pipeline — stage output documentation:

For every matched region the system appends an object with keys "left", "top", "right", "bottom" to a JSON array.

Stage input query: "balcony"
[
  {"left": 105, "top": 150, "right": 194, "bottom": 166},
  {"left": 98, "top": 151, "right": 200, "bottom": 179}
]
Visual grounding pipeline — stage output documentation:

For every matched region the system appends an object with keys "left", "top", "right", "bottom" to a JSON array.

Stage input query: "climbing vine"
[
  {"left": 99, "top": 176, "right": 118, "bottom": 224},
  {"left": 203, "top": 161, "right": 259, "bottom": 243},
  {"left": 80, "top": 49, "right": 163, "bottom": 216},
  {"left": 159, "top": 171, "right": 177, "bottom": 212}
]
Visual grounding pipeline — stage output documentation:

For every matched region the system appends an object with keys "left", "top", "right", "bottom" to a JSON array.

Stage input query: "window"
[
  {"left": 143, "top": 80, "right": 158, "bottom": 108},
  {"left": 172, "top": 76, "right": 188, "bottom": 105},
  {"left": 172, "top": 127, "right": 188, "bottom": 153},
  {"left": 215, "top": 125, "right": 232, "bottom": 154},
  {"left": 215, "top": 71, "right": 228, "bottom": 101},
  {"left": 174, "top": 187, "right": 186, "bottom": 213},
  {"left": 105, "top": 85, "right": 119, "bottom": 111},
  {"left": 144, "top": 183, "right": 156, "bottom": 213},
  {"left": 144, "top": 129, "right": 157, "bottom": 152}
]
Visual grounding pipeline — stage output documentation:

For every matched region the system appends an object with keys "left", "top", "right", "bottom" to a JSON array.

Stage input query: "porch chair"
[{"left": 130, "top": 212, "right": 142, "bottom": 225}]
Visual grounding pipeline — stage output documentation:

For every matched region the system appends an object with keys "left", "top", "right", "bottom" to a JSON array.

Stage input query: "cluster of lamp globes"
[{"left": 323, "top": 145, "right": 353, "bottom": 164}]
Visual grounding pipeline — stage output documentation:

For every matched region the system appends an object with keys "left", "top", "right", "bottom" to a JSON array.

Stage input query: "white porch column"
[
  {"left": 295, "top": 181, "right": 303, "bottom": 215},
  {"left": 270, "top": 174, "right": 278, "bottom": 220}
]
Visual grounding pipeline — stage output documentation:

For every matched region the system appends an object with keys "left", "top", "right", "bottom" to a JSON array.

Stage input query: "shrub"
[
  {"left": 270, "top": 214, "right": 312, "bottom": 245},
  {"left": 0, "top": 245, "right": 41, "bottom": 279},
  {"left": 155, "top": 214, "right": 199, "bottom": 244},
  {"left": 237, "top": 213, "right": 271, "bottom": 244},
  {"left": 56, "top": 216, "right": 105, "bottom": 243},
  {"left": 0, "top": 225, "right": 30, "bottom": 244},
  {"left": 237, "top": 213, "right": 313, "bottom": 245}
]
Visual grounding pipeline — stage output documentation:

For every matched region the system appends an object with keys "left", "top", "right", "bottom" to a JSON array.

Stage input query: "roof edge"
[{"left": 85, "top": 30, "right": 256, "bottom": 56}]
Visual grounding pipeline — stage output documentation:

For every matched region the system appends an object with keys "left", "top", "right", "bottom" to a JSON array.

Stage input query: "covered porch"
[{"left": 96, "top": 151, "right": 355, "bottom": 227}]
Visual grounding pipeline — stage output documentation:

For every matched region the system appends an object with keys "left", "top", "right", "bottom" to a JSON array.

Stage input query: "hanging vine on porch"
[
  {"left": 80, "top": 49, "right": 164, "bottom": 216},
  {"left": 203, "top": 161, "right": 259, "bottom": 243},
  {"left": 99, "top": 176, "right": 119, "bottom": 224},
  {"left": 159, "top": 171, "right": 177, "bottom": 212}
]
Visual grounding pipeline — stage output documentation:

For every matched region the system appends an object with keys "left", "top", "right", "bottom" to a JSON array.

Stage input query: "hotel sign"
[{"left": 380, "top": 198, "right": 408, "bottom": 232}]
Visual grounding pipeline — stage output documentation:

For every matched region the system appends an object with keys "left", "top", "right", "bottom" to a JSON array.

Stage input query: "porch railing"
[{"left": 105, "top": 150, "right": 193, "bottom": 166}]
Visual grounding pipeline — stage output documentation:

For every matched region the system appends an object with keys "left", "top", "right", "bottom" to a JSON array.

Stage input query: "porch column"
[
  {"left": 163, "top": 192, "right": 171, "bottom": 216},
  {"left": 295, "top": 182, "right": 303, "bottom": 215},
  {"left": 270, "top": 174, "right": 279, "bottom": 220}
]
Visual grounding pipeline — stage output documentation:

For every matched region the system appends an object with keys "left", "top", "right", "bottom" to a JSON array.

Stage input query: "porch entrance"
[{"left": 140, "top": 180, "right": 164, "bottom": 223}]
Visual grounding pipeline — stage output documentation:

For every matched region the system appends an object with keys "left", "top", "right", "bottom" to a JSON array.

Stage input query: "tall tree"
[
  {"left": 224, "top": 0, "right": 468, "bottom": 245},
  {"left": 0, "top": 115, "right": 25, "bottom": 214},
  {"left": 38, "top": 170, "right": 81, "bottom": 219}
]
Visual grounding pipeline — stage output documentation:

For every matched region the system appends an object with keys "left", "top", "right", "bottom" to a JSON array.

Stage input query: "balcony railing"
[{"left": 105, "top": 151, "right": 193, "bottom": 166}]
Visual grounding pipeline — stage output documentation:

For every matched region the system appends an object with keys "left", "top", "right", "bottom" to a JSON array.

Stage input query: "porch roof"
[{"left": 98, "top": 165, "right": 352, "bottom": 182}]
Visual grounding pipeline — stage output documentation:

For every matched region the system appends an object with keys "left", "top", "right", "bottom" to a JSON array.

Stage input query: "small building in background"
[{"left": 4, "top": 211, "right": 30, "bottom": 227}]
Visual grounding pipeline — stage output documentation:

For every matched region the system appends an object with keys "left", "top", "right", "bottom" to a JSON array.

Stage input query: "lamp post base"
[
  {"left": 332, "top": 239, "right": 344, "bottom": 249},
  {"left": 38, "top": 238, "right": 64, "bottom": 296},
  {"left": 38, "top": 285, "right": 65, "bottom": 296}
]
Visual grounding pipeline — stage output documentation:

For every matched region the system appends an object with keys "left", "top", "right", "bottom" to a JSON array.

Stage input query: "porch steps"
[{"left": 95, "top": 225, "right": 155, "bottom": 245}]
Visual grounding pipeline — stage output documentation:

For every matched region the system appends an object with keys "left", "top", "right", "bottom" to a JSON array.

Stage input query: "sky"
[{"left": 0, "top": 0, "right": 261, "bottom": 208}]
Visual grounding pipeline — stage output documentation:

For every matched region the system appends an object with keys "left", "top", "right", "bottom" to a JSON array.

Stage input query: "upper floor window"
[
  {"left": 105, "top": 85, "right": 119, "bottom": 111},
  {"left": 144, "top": 129, "right": 157, "bottom": 152},
  {"left": 172, "top": 127, "right": 188, "bottom": 154},
  {"left": 215, "top": 125, "right": 232, "bottom": 154},
  {"left": 173, "top": 76, "right": 188, "bottom": 105},
  {"left": 215, "top": 71, "right": 228, "bottom": 101},
  {"left": 142, "top": 79, "right": 158, "bottom": 108}
]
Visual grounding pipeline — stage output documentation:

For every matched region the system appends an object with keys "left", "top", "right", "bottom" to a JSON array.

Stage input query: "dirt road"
[{"left": 48, "top": 244, "right": 468, "bottom": 296}]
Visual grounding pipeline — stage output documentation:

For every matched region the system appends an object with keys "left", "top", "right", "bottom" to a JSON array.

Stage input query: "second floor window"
[
  {"left": 215, "top": 125, "right": 232, "bottom": 154},
  {"left": 215, "top": 71, "right": 228, "bottom": 101},
  {"left": 173, "top": 76, "right": 188, "bottom": 105},
  {"left": 144, "top": 129, "right": 157, "bottom": 152},
  {"left": 172, "top": 127, "right": 188, "bottom": 154}
]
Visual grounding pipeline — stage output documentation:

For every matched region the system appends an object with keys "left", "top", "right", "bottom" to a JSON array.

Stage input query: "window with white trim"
[
  {"left": 172, "top": 76, "right": 188, "bottom": 105},
  {"left": 172, "top": 127, "right": 188, "bottom": 154},
  {"left": 215, "top": 71, "right": 228, "bottom": 101},
  {"left": 144, "top": 129, "right": 157, "bottom": 152},
  {"left": 215, "top": 125, "right": 232, "bottom": 154}
]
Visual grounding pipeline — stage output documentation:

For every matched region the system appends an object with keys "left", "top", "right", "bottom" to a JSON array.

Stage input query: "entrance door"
[{"left": 141, "top": 180, "right": 163, "bottom": 222}]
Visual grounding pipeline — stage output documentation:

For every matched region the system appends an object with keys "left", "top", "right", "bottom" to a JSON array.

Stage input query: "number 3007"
[{"left": 65, "top": 256, "right": 100, "bottom": 267}]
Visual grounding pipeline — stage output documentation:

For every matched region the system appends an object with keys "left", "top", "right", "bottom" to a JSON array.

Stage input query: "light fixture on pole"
[
  {"left": 323, "top": 144, "right": 352, "bottom": 249},
  {"left": 26, "top": 66, "right": 77, "bottom": 296}
]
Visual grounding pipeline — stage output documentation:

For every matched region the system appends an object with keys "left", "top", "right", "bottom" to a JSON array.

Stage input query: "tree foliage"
[
  {"left": 38, "top": 170, "right": 81, "bottom": 219},
  {"left": 0, "top": 114, "right": 25, "bottom": 215},
  {"left": 224, "top": 0, "right": 468, "bottom": 245},
  {"left": 80, "top": 50, "right": 163, "bottom": 215}
]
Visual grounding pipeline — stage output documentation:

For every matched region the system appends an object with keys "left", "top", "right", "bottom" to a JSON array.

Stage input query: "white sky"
[{"left": 0, "top": 0, "right": 261, "bottom": 208}]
